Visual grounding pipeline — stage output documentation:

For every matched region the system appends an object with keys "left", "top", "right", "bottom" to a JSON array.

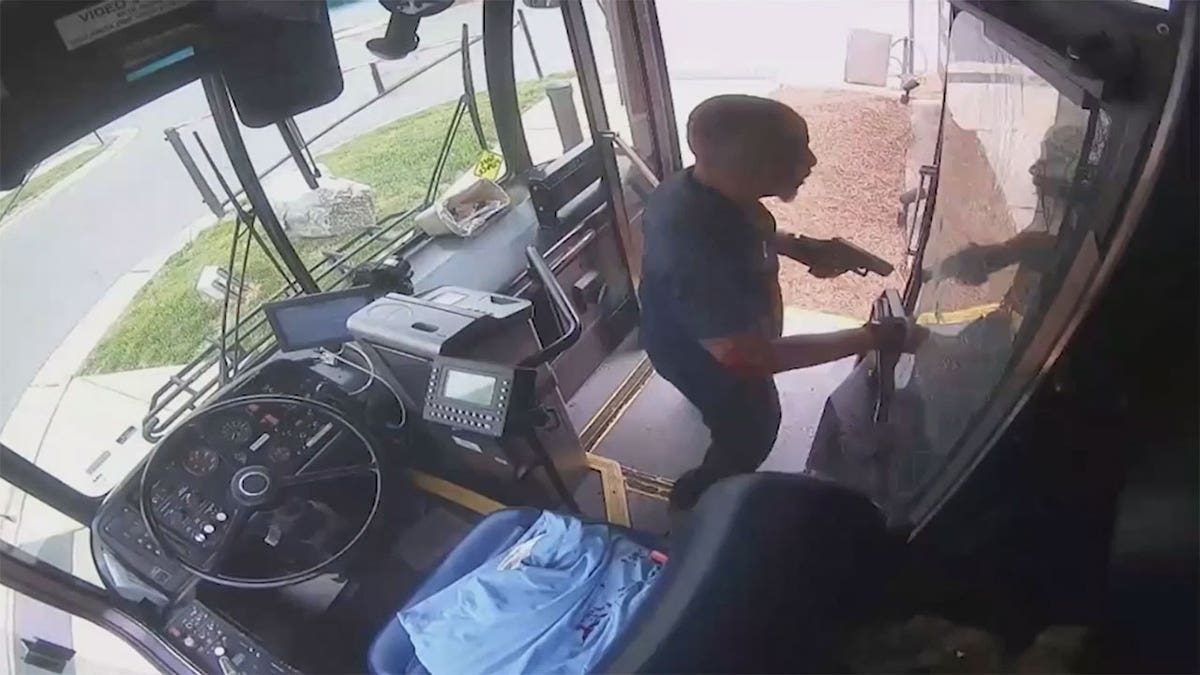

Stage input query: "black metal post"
[
  {"left": 905, "top": 0, "right": 916, "bottom": 77},
  {"left": 202, "top": 74, "right": 320, "bottom": 294},
  {"left": 369, "top": 62, "right": 385, "bottom": 95},
  {"left": 276, "top": 117, "right": 320, "bottom": 189},
  {"left": 517, "top": 9, "right": 544, "bottom": 79},
  {"left": 163, "top": 126, "right": 224, "bottom": 217}
]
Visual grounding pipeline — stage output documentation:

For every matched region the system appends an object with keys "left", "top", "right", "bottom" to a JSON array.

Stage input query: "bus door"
[{"left": 807, "top": 0, "right": 1193, "bottom": 532}]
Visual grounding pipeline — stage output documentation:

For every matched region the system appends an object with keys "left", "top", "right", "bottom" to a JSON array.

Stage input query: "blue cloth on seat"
[{"left": 396, "top": 511, "right": 662, "bottom": 675}]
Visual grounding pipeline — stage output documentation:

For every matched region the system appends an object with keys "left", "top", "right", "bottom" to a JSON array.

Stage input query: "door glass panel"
[
  {"left": 0, "top": 482, "right": 98, "bottom": 583},
  {"left": 898, "top": 11, "right": 1107, "bottom": 506},
  {"left": 516, "top": 1, "right": 640, "bottom": 164},
  {"left": 1, "top": 586, "right": 156, "bottom": 674},
  {"left": 0, "top": 484, "right": 151, "bottom": 674}
]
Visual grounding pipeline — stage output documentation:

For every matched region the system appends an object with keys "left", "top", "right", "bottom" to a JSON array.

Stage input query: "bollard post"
[
  {"left": 163, "top": 127, "right": 224, "bottom": 217},
  {"left": 369, "top": 62, "right": 385, "bottom": 96},
  {"left": 545, "top": 80, "right": 584, "bottom": 152},
  {"left": 517, "top": 9, "right": 544, "bottom": 80}
]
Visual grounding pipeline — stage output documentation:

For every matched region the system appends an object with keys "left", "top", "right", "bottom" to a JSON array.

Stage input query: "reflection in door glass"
[
  {"left": 892, "top": 12, "right": 1105, "bottom": 510},
  {"left": 0, "top": 483, "right": 155, "bottom": 674}
]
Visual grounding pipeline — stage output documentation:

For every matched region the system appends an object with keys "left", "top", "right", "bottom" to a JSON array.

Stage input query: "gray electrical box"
[{"left": 845, "top": 29, "right": 893, "bottom": 87}]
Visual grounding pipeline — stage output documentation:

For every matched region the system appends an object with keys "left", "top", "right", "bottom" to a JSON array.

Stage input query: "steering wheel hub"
[{"left": 232, "top": 466, "right": 273, "bottom": 504}]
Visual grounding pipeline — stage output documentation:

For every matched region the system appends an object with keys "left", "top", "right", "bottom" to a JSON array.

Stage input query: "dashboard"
[{"left": 91, "top": 354, "right": 386, "bottom": 673}]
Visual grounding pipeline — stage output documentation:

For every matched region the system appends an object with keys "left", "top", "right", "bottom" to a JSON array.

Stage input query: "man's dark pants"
[{"left": 653, "top": 364, "right": 782, "bottom": 510}]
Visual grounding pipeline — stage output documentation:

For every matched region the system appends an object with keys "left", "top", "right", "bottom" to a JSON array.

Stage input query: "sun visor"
[{"left": 0, "top": 0, "right": 344, "bottom": 190}]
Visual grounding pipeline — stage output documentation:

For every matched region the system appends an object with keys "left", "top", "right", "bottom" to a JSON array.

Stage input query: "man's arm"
[
  {"left": 702, "top": 327, "right": 878, "bottom": 378},
  {"left": 938, "top": 231, "right": 1058, "bottom": 285}
]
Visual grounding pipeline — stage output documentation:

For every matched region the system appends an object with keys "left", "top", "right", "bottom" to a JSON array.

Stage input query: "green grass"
[
  {"left": 321, "top": 84, "right": 549, "bottom": 216},
  {"left": 83, "top": 82, "right": 550, "bottom": 375},
  {"left": 0, "top": 146, "right": 104, "bottom": 226}
]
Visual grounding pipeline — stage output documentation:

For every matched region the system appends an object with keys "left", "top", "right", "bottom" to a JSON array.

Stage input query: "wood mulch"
[{"left": 766, "top": 88, "right": 913, "bottom": 320}]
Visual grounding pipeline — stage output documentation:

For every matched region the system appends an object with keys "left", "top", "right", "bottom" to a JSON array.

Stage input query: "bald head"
[{"left": 687, "top": 95, "right": 817, "bottom": 202}]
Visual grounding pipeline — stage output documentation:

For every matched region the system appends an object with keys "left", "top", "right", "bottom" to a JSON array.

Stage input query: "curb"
[
  {"left": 2, "top": 208, "right": 222, "bottom": 450},
  {"left": 0, "top": 129, "right": 137, "bottom": 229}
]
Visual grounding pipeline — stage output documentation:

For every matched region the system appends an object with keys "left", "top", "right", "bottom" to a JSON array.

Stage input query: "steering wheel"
[{"left": 140, "top": 395, "right": 381, "bottom": 588}]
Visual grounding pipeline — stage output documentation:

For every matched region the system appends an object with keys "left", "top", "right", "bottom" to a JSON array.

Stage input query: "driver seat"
[{"left": 368, "top": 472, "right": 889, "bottom": 674}]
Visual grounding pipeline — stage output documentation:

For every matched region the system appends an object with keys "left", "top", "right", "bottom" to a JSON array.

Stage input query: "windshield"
[{"left": 0, "top": 0, "right": 554, "bottom": 494}]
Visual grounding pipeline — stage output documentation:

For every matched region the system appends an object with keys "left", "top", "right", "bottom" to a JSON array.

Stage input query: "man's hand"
[
  {"left": 867, "top": 316, "right": 929, "bottom": 355},
  {"left": 937, "top": 244, "right": 994, "bottom": 286},
  {"left": 903, "top": 318, "right": 929, "bottom": 353}
]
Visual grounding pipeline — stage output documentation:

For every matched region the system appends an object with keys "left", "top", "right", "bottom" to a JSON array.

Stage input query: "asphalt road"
[{"left": 0, "top": 0, "right": 936, "bottom": 428}]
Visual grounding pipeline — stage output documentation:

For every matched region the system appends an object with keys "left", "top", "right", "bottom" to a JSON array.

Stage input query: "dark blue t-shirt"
[{"left": 638, "top": 169, "right": 778, "bottom": 415}]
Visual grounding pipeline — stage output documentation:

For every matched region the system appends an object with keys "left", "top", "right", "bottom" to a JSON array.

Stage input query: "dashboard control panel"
[
  {"left": 148, "top": 480, "right": 232, "bottom": 555},
  {"left": 166, "top": 601, "right": 296, "bottom": 674},
  {"left": 423, "top": 357, "right": 530, "bottom": 437},
  {"left": 96, "top": 502, "right": 190, "bottom": 597}
]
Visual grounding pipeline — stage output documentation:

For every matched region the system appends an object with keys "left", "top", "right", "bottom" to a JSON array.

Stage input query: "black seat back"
[{"left": 600, "top": 472, "right": 891, "bottom": 673}]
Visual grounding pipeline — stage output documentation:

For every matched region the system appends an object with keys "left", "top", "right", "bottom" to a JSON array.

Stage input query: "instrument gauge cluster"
[
  {"left": 182, "top": 447, "right": 221, "bottom": 477},
  {"left": 206, "top": 412, "right": 257, "bottom": 447}
]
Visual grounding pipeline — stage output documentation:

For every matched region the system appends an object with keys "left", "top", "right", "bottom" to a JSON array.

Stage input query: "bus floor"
[{"left": 569, "top": 309, "right": 860, "bottom": 536}]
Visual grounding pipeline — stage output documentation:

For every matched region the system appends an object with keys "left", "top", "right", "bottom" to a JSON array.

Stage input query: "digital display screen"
[
  {"left": 443, "top": 370, "right": 496, "bottom": 407},
  {"left": 266, "top": 290, "right": 372, "bottom": 351}
]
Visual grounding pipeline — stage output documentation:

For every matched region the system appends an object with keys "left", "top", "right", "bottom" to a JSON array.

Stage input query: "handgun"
[{"left": 818, "top": 237, "right": 895, "bottom": 277}]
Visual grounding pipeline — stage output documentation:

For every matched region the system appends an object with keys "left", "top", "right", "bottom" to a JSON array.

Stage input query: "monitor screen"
[
  {"left": 442, "top": 370, "right": 496, "bottom": 407},
  {"left": 264, "top": 289, "right": 373, "bottom": 352}
]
